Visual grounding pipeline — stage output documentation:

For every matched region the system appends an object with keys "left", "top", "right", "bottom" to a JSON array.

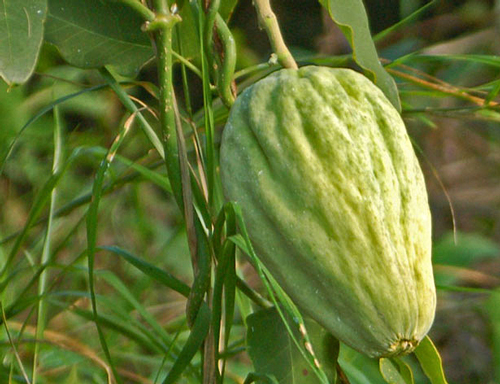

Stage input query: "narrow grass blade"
[
  {"left": 87, "top": 147, "right": 171, "bottom": 192},
  {"left": 161, "top": 303, "right": 211, "bottom": 384},
  {"left": 0, "top": 85, "right": 107, "bottom": 176},
  {"left": 86, "top": 116, "right": 135, "bottom": 384},
  {"left": 99, "top": 271, "right": 177, "bottom": 347},
  {"left": 33, "top": 103, "right": 64, "bottom": 383},
  {"left": 100, "top": 246, "right": 189, "bottom": 297},
  {"left": 0, "top": 302, "right": 32, "bottom": 384},
  {"left": 49, "top": 297, "right": 168, "bottom": 354},
  {"left": 374, "top": 1, "right": 436, "bottom": 43},
  {"left": 227, "top": 203, "right": 329, "bottom": 384},
  {"left": 99, "top": 68, "right": 164, "bottom": 158}
]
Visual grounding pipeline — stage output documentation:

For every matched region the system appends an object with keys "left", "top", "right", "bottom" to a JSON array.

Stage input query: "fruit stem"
[{"left": 253, "top": 0, "right": 298, "bottom": 70}]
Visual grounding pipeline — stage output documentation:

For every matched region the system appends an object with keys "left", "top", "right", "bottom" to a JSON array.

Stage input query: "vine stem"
[
  {"left": 147, "top": 4, "right": 216, "bottom": 384},
  {"left": 253, "top": 0, "right": 298, "bottom": 70}
]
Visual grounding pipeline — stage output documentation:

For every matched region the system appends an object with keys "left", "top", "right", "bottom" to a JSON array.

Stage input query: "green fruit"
[{"left": 220, "top": 66, "right": 436, "bottom": 358}]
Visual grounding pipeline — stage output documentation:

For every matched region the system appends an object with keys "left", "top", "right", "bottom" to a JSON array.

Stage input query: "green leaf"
[
  {"left": 100, "top": 245, "right": 190, "bottom": 297},
  {"left": 379, "top": 358, "right": 407, "bottom": 384},
  {"left": 338, "top": 344, "right": 387, "bottom": 384},
  {"left": 86, "top": 117, "right": 133, "bottom": 384},
  {"left": 246, "top": 307, "right": 337, "bottom": 384},
  {"left": 162, "top": 303, "right": 211, "bottom": 384},
  {"left": 99, "top": 271, "right": 176, "bottom": 348},
  {"left": 0, "top": 0, "right": 47, "bottom": 84},
  {"left": 86, "top": 147, "right": 171, "bottom": 192},
  {"left": 319, "top": 0, "right": 401, "bottom": 111},
  {"left": 45, "top": 0, "right": 153, "bottom": 76},
  {"left": 392, "top": 357, "right": 414, "bottom": 384},
  {"left": 399, "top": 54, "right": 500, "bottom": 68},
  {"left": 413, "top": 336, "right": 448, "bottom": 384}
]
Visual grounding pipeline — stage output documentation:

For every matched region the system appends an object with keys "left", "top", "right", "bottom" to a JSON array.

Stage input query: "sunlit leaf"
[{"left": 413, "top": 337, "right": 448, "bottom": 384}]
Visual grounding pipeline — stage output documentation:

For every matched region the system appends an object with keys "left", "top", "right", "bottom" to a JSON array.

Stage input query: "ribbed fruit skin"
[{"left": 220, "top": 66, "right": 436, "bottom": 358}]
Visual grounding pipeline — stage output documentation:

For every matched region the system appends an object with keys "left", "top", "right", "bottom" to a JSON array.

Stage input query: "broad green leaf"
[
  {"left": 413, "top": 336, "right": 448, "bottom": 384},
  {"left": 45, "top": 0, "right": 153, "bottom": 76},
  {"left": 338, "top": 344, "right": 386, "bottom": 384},
  {"left": 0, "top": 0, "right": 47, "bottom": 84},
  {"left": 319, "top": 0, "right": 401, "bottom": 111},
  {"left": 379, "top": 358, "right": 407, "bottom": 384},
  {"left": 246, "top": 307, "right": 337, "bottom": 384}
]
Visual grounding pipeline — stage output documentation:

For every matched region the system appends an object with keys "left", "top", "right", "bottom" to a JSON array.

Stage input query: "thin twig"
[
  {"left": 387, "top": 67, "right": 498, "bottom": 107},
  {"left": 253, "top": 0, "right": 298, "bottom": 70}
]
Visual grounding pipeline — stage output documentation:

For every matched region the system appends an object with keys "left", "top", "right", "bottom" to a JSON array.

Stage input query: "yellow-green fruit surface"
[{"left": 220, "top": 66, "right": 436, "bottom": 358}]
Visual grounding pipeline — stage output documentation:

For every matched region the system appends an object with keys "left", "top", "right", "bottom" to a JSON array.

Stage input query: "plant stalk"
[{"left": 253, "top": 0, "right": 298, "bottom": 70}]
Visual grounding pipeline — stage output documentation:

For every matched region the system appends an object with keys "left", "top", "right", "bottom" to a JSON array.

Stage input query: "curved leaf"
[
  {"left": 319, "top": 0, "right": 401, "bottom": 111},
  {"left": 379, "top": 358, "right": 408, "bottom": 384},
  {"left": 0, "top": 0, "right": 47, "bottom": 84},
  {"left": 413, "top": 336, "right": 448, "bottom": 384}
]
